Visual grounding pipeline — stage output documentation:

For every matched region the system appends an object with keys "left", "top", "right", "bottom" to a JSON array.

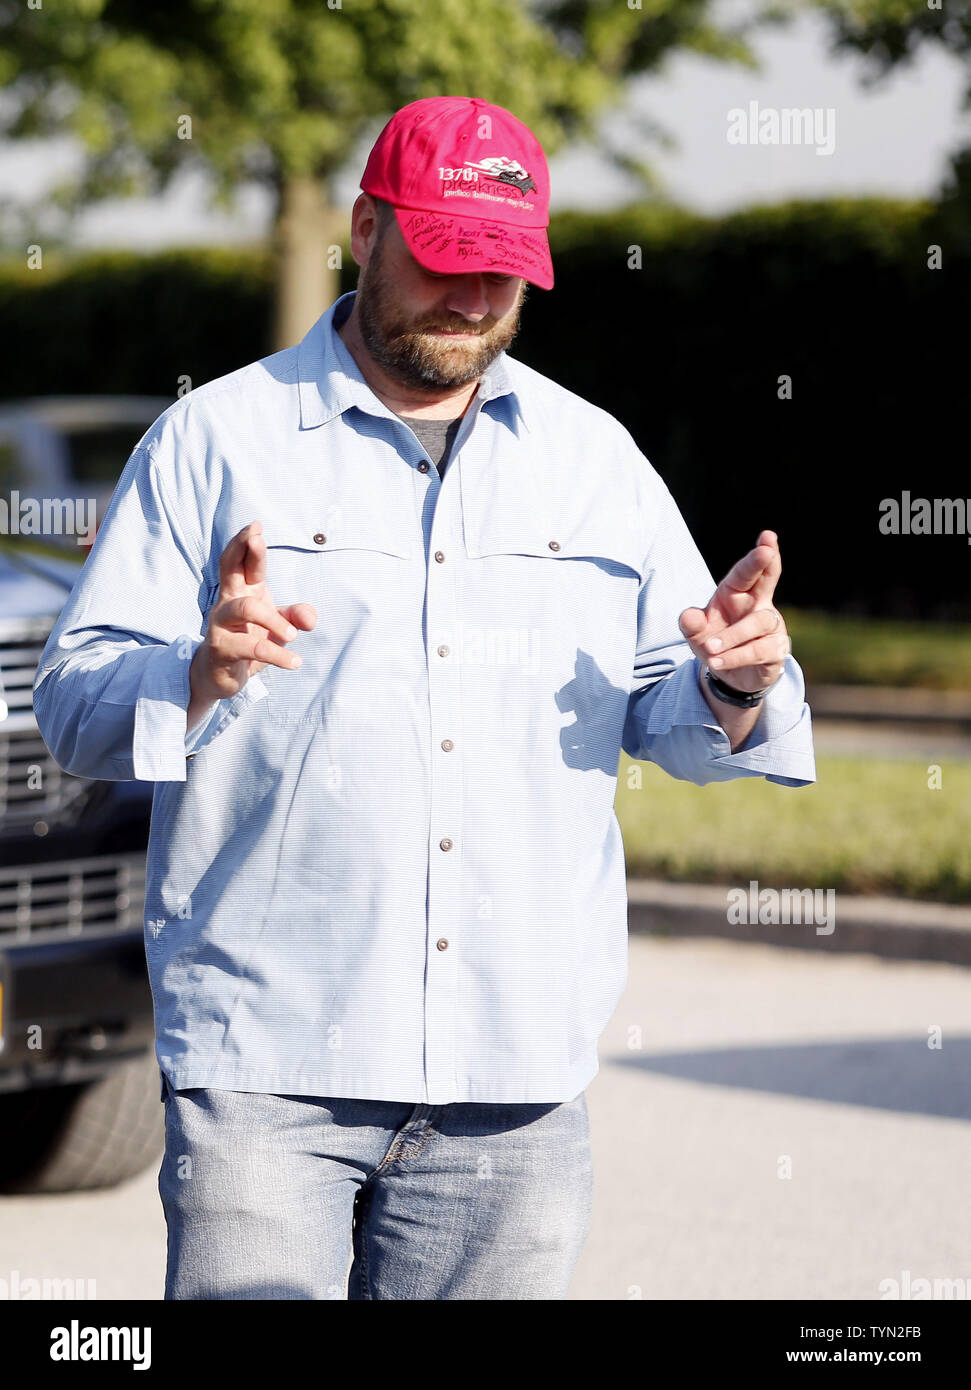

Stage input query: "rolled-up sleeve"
[
  {"left": 33, "top": 437, "right": 263, "bottom": 782},
  {"left": 620, "top": 473, "right": 816, "bottom": 788}
]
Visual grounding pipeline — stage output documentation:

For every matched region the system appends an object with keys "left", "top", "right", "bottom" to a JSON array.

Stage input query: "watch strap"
[{"left": 703, "top": 664, "right": 777, "bottom": 708}]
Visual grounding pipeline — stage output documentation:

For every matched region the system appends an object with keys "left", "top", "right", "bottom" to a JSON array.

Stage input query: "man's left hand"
[{"left": 678, "top": 529, "right": 791, "bottom": 694}]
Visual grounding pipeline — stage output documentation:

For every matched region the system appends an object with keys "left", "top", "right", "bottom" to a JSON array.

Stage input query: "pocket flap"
[
  {"left": 259, "top": 515, "right": 418, "bottom": 560},
  {"left": 467, "top": 514, "right": 645, "bottom": 580}
]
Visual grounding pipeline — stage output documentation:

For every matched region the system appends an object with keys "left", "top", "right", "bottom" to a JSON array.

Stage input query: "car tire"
[{"left": 0, "top": 1051, "right": 164, "bottom": 1194}]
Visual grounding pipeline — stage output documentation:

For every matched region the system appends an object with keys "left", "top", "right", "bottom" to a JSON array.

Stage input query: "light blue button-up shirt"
[{"left": 34, "top": 290, "right": 816, "bottom": 1105}]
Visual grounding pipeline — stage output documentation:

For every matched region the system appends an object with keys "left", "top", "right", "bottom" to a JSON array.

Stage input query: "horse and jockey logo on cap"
[{"left": 463, "top": 156, "right": 537, "bottom": 196}]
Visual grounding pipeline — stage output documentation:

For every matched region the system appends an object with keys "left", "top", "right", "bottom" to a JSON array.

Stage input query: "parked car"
[
  {"left": 0, "top": 395, "right": 172, "bottom": 549},
  {"left": 0, "top": 408, "right": 163, "bottom": 1192}
]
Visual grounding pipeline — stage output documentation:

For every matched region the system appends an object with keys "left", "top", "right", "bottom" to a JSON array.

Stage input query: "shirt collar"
[{"left": 296, "top": 290, "right": 529, "bottom": 435}]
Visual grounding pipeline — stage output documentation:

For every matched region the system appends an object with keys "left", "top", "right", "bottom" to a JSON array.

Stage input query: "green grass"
[
  {"left": 0, "top": 535, "right": 87, "bottom": 563},
  {"left": 615, "top": 754, "right": 971, "bottom": 902},
  {"left": 786, "top": 609, "right": 971, "bottom": 690}
]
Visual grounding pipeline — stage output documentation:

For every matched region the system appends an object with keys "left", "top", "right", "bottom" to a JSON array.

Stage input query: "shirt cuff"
[
  {"left": 714, "top": 656, "right": 817, "bottom": 785},
  {"left": 627, "top": 655, "right": 816, "bottom": 787},
  {"left": 185, "top": 676, "right": 269, "bottom": 760},
  {"left": 132, "top": 637, "right": 268, "bottom": 780},
  {"left": 184, "top": 702, "right": 222, "bottom": 752}
]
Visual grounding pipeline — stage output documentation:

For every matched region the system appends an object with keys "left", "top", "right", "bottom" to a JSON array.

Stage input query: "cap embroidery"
[{"left": 437, "top": 154, "right": 538, "bottom": 205}]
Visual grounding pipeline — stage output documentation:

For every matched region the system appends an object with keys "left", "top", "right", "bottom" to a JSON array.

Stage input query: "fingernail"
[
  {"left": 707, "top": 637, "right": 723, "bottom": 653},
  {"left": 291, "top": 654, "right": 302, "bottom": 668},
  {"left": 710, "top": 656, "right": 724, "bottom": 668},
  {"left": 285, "top": 625, "right": 297, "bottom": 640}
]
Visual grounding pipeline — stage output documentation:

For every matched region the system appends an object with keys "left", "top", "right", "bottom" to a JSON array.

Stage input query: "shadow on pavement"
[{"left": 610, "top": 1036, "right": 971, "bottom": 1120}]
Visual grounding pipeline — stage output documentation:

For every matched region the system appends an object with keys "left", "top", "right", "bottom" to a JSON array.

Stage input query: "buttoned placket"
[{"left": 403, "top": 394, "right": 490, "bottom": 1103}]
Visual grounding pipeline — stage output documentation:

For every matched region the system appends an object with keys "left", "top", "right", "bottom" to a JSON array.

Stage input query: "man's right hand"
[{"left": 187, "top": 521, "right": 317, "bottom": 729}]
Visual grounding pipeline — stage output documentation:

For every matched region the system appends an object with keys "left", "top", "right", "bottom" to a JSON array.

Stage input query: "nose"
[{"left": 444, "top": 275, "right": 491, "bottom": 321}]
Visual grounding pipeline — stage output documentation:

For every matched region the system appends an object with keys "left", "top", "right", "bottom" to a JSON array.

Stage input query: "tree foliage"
[{"left": 0, "top": 0, "right": 757, "bottom": 222}]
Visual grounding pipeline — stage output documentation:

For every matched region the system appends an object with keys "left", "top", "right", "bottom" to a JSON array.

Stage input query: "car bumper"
[{"left": 0, "top": 852, "right": 154, "bottom": 1090}]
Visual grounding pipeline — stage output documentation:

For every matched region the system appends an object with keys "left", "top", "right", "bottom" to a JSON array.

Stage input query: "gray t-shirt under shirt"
[{"left": 395, "top": 414, "right": 463, "bottom": 480}]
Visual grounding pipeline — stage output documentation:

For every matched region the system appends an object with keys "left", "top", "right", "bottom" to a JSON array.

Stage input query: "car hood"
[{"left": 0, "top": 545, "right": 82, "bottom": 618}]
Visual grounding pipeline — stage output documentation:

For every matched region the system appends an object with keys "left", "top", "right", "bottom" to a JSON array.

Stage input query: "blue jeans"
[{"left": 158, "top": 1077, "right": 594, "bottom": 1299}]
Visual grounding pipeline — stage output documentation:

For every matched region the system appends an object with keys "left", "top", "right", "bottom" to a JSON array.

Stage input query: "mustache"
[{"left": 416, "top": 322, "right": 490, "bottom": 335}]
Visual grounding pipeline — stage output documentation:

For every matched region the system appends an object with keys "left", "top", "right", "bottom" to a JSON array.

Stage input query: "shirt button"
[
  {"left": 434, "top": 550, "right": 445, "bottom": 563},
  {"left": 548, "top": 539, "right": 560, "bottom": 551},
  {"left": 441, "top": 738, "right": 454, "bottom": 752},
  {"left": 440, "top": 837, "right": 453, "bottom": 851},
  {"left": 437, "top": 644, "right": 449, "bottom": 658},
  {"left": 436, "top": 938, "right": 449, "bottom": 951},
  {"left": 417, "top": 461, "right": 430, "bottom": 473},
  {"left": 313, "top": 532, "right": 326, "bottom": 545}
]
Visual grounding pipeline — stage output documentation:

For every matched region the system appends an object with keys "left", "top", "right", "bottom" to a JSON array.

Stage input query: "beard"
[{"left": 355, "top": 234, "right": 527, "bottom": 391}]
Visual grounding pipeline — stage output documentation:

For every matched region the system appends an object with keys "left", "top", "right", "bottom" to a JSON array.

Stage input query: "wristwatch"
[{"left": 703, "top": 664, "right": 780, "bottom": 709}]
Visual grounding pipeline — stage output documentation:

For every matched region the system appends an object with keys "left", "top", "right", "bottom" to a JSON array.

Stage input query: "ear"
[{"left": 349, "top": 192, "right": 381, "bottom": 270}]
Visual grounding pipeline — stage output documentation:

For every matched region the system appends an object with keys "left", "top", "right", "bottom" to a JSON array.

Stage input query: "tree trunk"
[{"left": 272, "top": 174, "right": 347, "bottom": 351}]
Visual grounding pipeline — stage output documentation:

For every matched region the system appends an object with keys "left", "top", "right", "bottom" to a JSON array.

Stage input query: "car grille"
[
  {"left": 0, "top": 616, "right": 52, "bottom": 730},
  {"left": 0, "top": 616, "right": 95, "bottom": 831},
  {"left": 0, "top": 726, "right": 93, "bottom": 830},
  {"left": 0, "top": 853, "right": 146, "bottom": 941}
]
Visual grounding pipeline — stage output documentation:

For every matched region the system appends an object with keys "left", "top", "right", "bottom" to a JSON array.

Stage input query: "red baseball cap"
[{"left": 360, "top": 96, "right": 554, "bottom": 290}]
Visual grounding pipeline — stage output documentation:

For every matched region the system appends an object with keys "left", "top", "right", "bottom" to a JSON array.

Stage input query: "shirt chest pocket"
[
  {"left": 256, "top": 517, "right": 420, "bottom": 608},
  {"left": 462, "top": 511, "right": 646, "bottom": 683},
  {"left": 203, "top": 516, "right": 419, "bottom": 611},
  {"left": 248, "top": 518, "right": 421, "bottom": 725},
  {"left": 465, "top": 513, "right": 646, "bottom": 581}
]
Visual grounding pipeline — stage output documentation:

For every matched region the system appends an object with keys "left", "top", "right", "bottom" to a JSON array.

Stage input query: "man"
[{"left": 34, "top": 96, "right": 815, "bottom": 1301}]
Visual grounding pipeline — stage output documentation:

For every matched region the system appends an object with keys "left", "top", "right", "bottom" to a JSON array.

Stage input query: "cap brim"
[{"left": 393, "top": 206, "right": 554, "bottom": 290}]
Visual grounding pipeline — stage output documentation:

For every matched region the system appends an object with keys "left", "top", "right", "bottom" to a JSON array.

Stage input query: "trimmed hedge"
[
  {"left": 0, "top": 248, "right": 274, "bottom": 398},
  {"left": 521, "top": 198, "right": 963, "bottom": 621},
  {"left": 0, "top": 196, "right": 964, "bottom": 618}
]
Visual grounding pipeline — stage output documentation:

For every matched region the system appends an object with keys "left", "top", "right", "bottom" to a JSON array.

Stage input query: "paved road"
[
  {"left": 1, "top": 934, "right": 969, "bottom": 1301},
  {"left": 812, "top": 718, "right": 971, "bottom": 761}
]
